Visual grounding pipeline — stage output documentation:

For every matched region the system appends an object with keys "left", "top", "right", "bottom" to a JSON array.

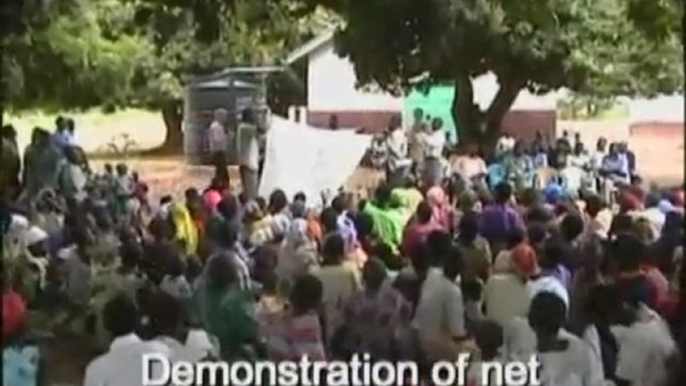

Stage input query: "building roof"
[{"left": 286, "top": 29, "right": 336, "bottom": 64}]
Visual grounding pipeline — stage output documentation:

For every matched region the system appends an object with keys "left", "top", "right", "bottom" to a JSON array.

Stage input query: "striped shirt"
[
  {"left": 265, "top": 310, "right": 326, "bottom": 361},
  {"left": 206, "top": 246, "right": 253, "bottom": 292}
]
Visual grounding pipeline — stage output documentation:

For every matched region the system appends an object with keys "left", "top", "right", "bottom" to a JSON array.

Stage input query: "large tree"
[
  {"left": 3, "top": 0, "right": 323, "bottom": 150},
  {"left": 129, "top": 0, "right": 326, "bottom": 150},
  {"left": 298, "top": 0, "right": 683, "bottom": 149}
]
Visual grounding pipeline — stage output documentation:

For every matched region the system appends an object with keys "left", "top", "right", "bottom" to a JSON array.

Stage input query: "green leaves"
[{"left": 300, "top": 0, "right": 682, "bottom": 104}]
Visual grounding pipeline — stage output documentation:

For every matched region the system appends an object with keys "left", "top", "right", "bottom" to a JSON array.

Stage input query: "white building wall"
[
  {"left": 306, "top": 42, "right": 557, "bottom": 112},
  {"left": 626, "top": 95, "right": 685, "bottom": 122},
  {"left": 307, "top": 41, "right": 402, "bottom": 112}
]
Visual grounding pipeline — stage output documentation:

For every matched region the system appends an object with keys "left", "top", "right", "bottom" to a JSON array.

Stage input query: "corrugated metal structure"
[{"left": 182, "top": 67, "right": 280, "bottom": 165}]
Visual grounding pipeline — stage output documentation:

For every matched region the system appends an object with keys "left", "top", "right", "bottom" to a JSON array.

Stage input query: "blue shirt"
[
  {"left": 601, "top": 154, "right": 629, "bottom": 181},
  {"left": 52, "top": 131, "right": 73, "bottom": 149}
]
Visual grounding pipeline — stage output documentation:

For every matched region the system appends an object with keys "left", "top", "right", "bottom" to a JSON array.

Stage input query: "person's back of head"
[
  {"left": 294, "top": 192, "right": 307, "bottom": 204},
  {"left": 217, "top": 194, "right": 239, "bottom": 220},
  {"left": 103, "top": 293, "right": 138, "bottom": 338},
  {"left": 331, "top": 194, "right": 349, "bottom": 215},
  {"left": 540, "top": 238, "right": 564, "bottom": 270},
  {"left": 426, "top": 230, "right": 452, "bottom": 267},
  {"left": 290, "top": 274, "right": 323, "bottom": 314},
  {"left": 149, "top": 291, "right": 184, "bottom": 337},
  {"left": 55, "top": 116, "right": 66, "bottom": 131},
  {"left": 494, "top": 182, "right": 513, "bottom": 205},
  {"left": 410, "top": 242, "right": 431, "bottom": 277},
  {"left": 506, "top": 227, "right": 526, "bottom": 249},
  {"left": 560, "top": 213, "right": 584, "bottom": 242},
  {"left": 362, "top": 257, "right": 388, "bottom": 292},
  {"left": 443, "top": 245, "right": 464, "bottom": 281},
  {"left": 527, "top": 223, "right": 549, "bottom": 246},
  {"left": 461, "top": 278, "right": 483, "bottom": 303},
  {"left": 611, "top": 233, "right": 645, "bottom": 273},
  {"left": 457, "top": 211, "right": 479, "bottom": 245},
  {"left": 584, "top": 194, "right": 605, "bottom": 218},
  {"left": 321, "top": 233, "right": 345, "bottom": 265},
  {"left": 415, "top": 200, "right": 433, "bottom": 224},
  {"left": 610, "top": 213, "right": 634, "bottom": 238},
  {"left": 241, "top": 108, "right": 255, "bottom": 124},
  {"left": 207, "top": 253, "right": 237, "bottom": 290},
  {"left": 375, "top": 183, "right": 393, "bottom": 207},
  {"left": 268, "top": 189, "right": 288, "bottom": 214},
  {"left": 119, "top": 241, "right": 142, "bottom": 270},
  {"left": 319, "top": 207, "right": 339, "bottom": 234},
  {"left": 528, "top": 292, "right": 566, "bottom": 340},
  {"left": 473, "top": 320, "right": 504, "bottom": 360}
]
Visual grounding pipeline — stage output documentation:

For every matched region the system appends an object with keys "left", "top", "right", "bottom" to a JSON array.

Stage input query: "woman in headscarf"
[
  {"left": 169, "top": 202, "right": 199, "bottom": 257},
  {"left": 276, "top": 215, "right": 319, "bottom": 296},
  {"left": 426, "top": 186, "right": 454, "bottom": 232},
  {"left": 194, "top": 255, "right": 260, "bottom": 360}
]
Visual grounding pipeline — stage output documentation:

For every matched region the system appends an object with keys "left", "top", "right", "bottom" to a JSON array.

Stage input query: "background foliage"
[{"left": 1, "top": 0, "right": 683, "bottom": 150}]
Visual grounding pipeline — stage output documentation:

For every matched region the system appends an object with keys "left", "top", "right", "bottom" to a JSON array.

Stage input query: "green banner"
[{"left": 402, "top": 85, "right": 459, "bottom": 143}]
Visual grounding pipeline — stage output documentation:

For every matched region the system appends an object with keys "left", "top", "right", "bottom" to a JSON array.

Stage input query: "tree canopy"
[
  {"left": 299, "top": 0, "right": 683, "bottom": 147},
  {"left": 1, "top": 0, "right": 330, "bottom": 147}
]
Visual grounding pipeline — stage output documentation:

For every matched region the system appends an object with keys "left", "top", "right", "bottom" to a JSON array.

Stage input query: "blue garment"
[
  {"left": 3, "top": 344, "right": 39, "bottom": 386},
  {"left": 533, "top": 153, "right": 548, "bottom": 168},
  {"left": 337, "top": 212, "right": 357, "bottom": 249},
  {"left": 601, "top": 154, "right": 629, "bottom": 176},
  {"left": 543, "top": 181, "right": 564, "bottom": 205},
  {"left": 51, "top": 132, "right": 72, "bottom": 149},
  {"left": 487, "top": 164, "right": 505, "bottom": 189}
]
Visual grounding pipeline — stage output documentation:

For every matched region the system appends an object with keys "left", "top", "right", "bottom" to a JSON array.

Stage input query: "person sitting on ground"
[
  {"left": 265, "top": 274, "right": 326, "bottom": 361},
  {"left": 83, "top": 294, "right": 171, "bottom": 386},
  {"left": 339, "top": 257, "right": 413, "bottom": 361},
  {"left": 149, "top": 291, "right": 217, "bottom": 363},
  {"left": 526, "top": 292, "right": 605, "bottom": 386},
  {"left": 401, "top": 201, "right": 442, "bottom": 258},
  {"left": 455, "top": 211, "right": 492, "bottom": 282},
  {"left": 413, "top": 243, "right": 469, "bottom": 360},
  {"left": 313, "top": 234, "right": 362, "bottom": 345},
  {"left": 479, "top": 182, "right": 525, "bottom": 256},
  {"left": 193, "top": 255, "right": 260, "bottom": 360}
]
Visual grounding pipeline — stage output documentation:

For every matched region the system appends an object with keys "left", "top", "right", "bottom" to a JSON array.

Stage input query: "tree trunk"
[
  {"left": 451, "top": 74, "right": 522, "bottom": 156},
  {"left": 158, "top": 99, "right": 183, "bottom": 154}
]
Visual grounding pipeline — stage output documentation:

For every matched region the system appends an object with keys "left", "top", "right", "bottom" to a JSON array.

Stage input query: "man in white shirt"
[
  {"left": 385, "top": 115, "right": 410, "bottom": 187},
  {"left": 612, "top": 303, "right": 678, "bottom": 386},
  {"left": 407, "top": 108, "right": 427, "bottom": 171},
  {"left": 421, "top": 117, "right": 447, "bottom": 188},
  {"left": 237, "top": 108, "right": 261, "bottom": 200},
  {"left": 453, "top": 144, "right": 487, "bottom": 188},
  {"left": 413, "top": 246, "right": 468, "bottom": 360},
  {"left": 208, "top": 108, "right": 229, "bottom": 183},
  {"left": 84, "top": 294, "right": 171, "bottom": 386},
  {"left": 524, "top": 292, "right": 605, "bottom": 386}
]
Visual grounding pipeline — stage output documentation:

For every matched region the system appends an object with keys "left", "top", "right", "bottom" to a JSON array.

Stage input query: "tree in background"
[
  {"left": 2, "top": 0, "right": 327, "bottom": 151},
  {"left": 298, "top": 0, "right": 683, "bottom": 150}
]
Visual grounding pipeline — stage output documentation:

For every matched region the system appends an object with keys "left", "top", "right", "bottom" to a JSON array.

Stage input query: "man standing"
[
  {"left": 407, "top": 108, "right": 427, "bottom": 174},
  {"left": 52, "top": 116, "right": 73, "bottom": 150},
  {"left": 422, "top": 117, "right": 447, "bottom": 188},
  {"left": 237, "top": 108, "right": 260, "bottom": 200},
  {"left": 385, "top": 115, "right": 410, "bottom": 187},
  {"left": 208, "top": 108, "right": 229, "bottom": 184}
]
